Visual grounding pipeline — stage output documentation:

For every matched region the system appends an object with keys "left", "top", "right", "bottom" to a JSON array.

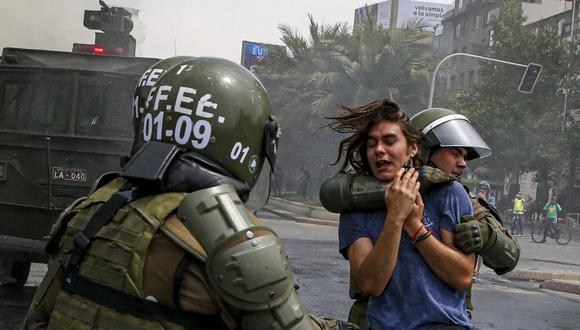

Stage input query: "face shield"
[
  {"left": 422, "top": 114, "right": 492, "bottom": 161},
  {"left": 245, "top": 160, "right": 272, "bottom": 212},
  {"left": 245, "top": 117, "right": 280, "bottom": 212}
]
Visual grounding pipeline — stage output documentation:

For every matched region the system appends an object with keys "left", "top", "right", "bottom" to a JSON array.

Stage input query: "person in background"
[
  {"left": 540, "top": 196, "right": 562, "bottom": 243},
  {"left": 512, "top": 192, "right": 526, "bottom": 235},
  {"left": 298, "top": 166, "right": 312, "bottom": 199},
  {"left": 272, "top": 166, "right": 285, "bottom": 197},
  {"left": 477, "top": 181, "right": 495, "bottom": 207}
]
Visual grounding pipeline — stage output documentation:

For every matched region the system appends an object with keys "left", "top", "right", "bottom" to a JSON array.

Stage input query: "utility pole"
[
  {"left": 557, "top": 0, "right": 578, "bottom": 199},
  {"left": 390, "top": 0, "right": 399, "bottom": 30}
]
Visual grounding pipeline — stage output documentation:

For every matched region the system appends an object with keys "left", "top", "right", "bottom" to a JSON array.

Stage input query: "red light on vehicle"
[{"left": 93, "top": 47, "right": 105, "bottom": 54}]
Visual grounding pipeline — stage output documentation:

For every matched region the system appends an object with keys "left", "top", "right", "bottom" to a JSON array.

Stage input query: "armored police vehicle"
[{"left": 0, "top": 2, "right": 158, "bottom": 286}]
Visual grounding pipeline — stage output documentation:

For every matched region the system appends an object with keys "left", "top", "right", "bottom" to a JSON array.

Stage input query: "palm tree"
[
  {"left": 256, "top": 14, "right": 436, "bottom": 124},
  {"left": 254, "top": 15, "right": 438, "bottom": 196}
]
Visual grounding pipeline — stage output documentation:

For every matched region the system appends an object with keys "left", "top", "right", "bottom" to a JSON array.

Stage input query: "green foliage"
[
  {"left": 255, "top": 14, "right": 436, "bottom": 127},
  {"left": 453, "top": 0, "right": 572, "bottom": 179},
  {"left": 254, "top": 13, "right": 438, "bottom": 190}
]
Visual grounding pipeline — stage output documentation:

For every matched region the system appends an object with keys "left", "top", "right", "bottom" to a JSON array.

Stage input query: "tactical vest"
[{"left": 33, "top": 177, "right": 229, "bottom": 330}]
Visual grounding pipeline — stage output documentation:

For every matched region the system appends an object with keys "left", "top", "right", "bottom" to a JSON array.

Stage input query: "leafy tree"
[
  {"left": 254, "top": 14, "right": 437, "bottom": 196},
  {"left": 452, "top": 0, "right": 572, "bottom": 206}
]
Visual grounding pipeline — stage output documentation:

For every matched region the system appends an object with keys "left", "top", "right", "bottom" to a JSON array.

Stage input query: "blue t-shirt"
[{"left": 339, "top": 181, "right": 473, "bottom": 330}]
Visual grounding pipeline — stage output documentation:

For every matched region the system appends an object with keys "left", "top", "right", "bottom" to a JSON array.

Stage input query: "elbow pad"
[
  {"left": 319, "top": 166, "right": 456, "bottom": 214},
  {"left": 480, "top": 228, "right": 520, "bottom": 275},
  {"left": 319, "top": 172, "right": 388, "bottom": 213},
  {"left": 178, "top": 184, "right": 316, "bottom": 329}
]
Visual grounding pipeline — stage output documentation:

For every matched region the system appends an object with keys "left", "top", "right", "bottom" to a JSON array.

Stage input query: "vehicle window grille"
[
  {"left": 74, "top": 73, "right": 135, "bottom": 139},
  {"left": 0, "top": 71, "right": 72, "bottom": 135}
]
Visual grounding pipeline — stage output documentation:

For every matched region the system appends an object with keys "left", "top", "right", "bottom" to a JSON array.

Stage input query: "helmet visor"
[
  {"left": 427, "top": 118, "right": 492, "bottom": 161},
  {"left": 245, "top": 161, "right": 271, "bottom": 212}
]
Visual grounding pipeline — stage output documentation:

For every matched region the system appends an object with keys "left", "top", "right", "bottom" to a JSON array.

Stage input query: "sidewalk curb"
[
  {"left": 262, "top": 206, "right": 338, "bottom": 227},
  {"left": 266, "top": 197, "right": 339, "bottom": 226},
  {"left": 504, "top": 270, "right": 580, "bottom": 282},
  {"left": 539, "top": 279, "right": 580, "bottom": 295},
  {"left": 264, "top": 198, "right": 580, "bottom": 295}
]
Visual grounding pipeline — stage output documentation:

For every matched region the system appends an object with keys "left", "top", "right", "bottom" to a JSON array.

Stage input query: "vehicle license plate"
[{"left": 52, "top": 167, "right": 87, "bottom": 182}]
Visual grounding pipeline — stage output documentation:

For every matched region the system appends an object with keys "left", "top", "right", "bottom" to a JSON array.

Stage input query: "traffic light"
[{"left": 519, "top": 63, "right": 542, "bottom": 93}]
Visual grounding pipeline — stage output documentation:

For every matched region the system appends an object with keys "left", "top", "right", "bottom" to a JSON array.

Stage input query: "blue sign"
[{"left": 241, "top": 40, "right": 285, "bottom": 71}]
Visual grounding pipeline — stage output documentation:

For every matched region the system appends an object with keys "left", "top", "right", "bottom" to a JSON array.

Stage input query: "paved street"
[
  {"left": 258, "top": 210, "right": 580, "bottom": 330},
  {"left": 1, "top": 210, "right": 579, "bottom": 330}
]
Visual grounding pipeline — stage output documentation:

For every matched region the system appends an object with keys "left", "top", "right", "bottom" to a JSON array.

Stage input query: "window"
[
  {"left": 0, "top": 71, "right": 72, "bottom": 135},
  {"left": 455, "top": 24, "right": 461, "bottom": 38},
  {"left": 75, "top": 74, "right": 135, "bottom": 138},
  {"left": 450, "top": 76, "right": 456, "bottom": 90},
  {"left": 474, "top": 15, "right": 480, "bottom": 30},
  {"left": 489, "top": 29, "right": 495, "bottom": 46},
  {"left": 459, "top": 73, "right": 466, "bottom": 88},
  {"left": 465, "top": 18, "right": 470, "bottom": 34},
  {"left": 457, "top": 0, "right": 463, "bottom": 10},
  {"left": 483, "top": 10, "right": 489, "bottom": 26},
  {"left": 562, "top": 23, "right": 572, "bottom": 38}
]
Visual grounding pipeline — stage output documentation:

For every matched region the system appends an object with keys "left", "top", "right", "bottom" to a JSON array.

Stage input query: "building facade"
[{"left": 436, "top": 0, "right": 573, "bottom": 91}]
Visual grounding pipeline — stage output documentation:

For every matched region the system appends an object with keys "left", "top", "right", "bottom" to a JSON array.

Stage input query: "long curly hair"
[{"left": 327, "top": 98, "right": 421, "bottom": 174}]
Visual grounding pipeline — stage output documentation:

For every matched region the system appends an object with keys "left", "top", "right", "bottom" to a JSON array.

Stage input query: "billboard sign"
[
  {"left": 354, "top": 0, "right": 452, "bottom": 30},
  {"left": 397, "top": 0, "right": 452, "bottom": 29},
  {"left": 241, "top": 40, "right": 286, "bottom": 71},
  {"left": 354, "top": 2, "right": 391, "bottom": 28}
]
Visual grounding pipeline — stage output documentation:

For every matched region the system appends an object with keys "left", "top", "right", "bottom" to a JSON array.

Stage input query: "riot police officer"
[{"left": 24, "top": 57, "right": 346, "bottom": 329}]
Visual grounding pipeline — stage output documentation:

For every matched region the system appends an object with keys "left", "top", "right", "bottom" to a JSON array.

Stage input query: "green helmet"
[
  {"left": 479, "top": 180, "right": 491, "bottom": 191},
  {"left": 132, "top": 56, "right": 279, "bottom": 188},
  {"left": 410, "top": 108, "right": 492, "bottom": 164}
]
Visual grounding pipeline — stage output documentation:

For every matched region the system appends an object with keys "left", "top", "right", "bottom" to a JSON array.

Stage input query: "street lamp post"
[{"left": 428, "top": 52, "right": 530, "bottom": 108}]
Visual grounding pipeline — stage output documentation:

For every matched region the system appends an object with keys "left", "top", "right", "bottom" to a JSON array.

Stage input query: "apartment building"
[{"left": 435, "top": 0, "right": 573, "bottom": 91}]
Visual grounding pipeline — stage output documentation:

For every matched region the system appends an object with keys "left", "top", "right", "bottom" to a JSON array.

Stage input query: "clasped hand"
[{"left": 385, "top": 167, "right": 424, "bottom": 231}]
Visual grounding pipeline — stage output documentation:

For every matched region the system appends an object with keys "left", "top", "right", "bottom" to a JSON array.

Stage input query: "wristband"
[
  {"left": 414, "top": 230, "right": 432, "bottom": 244},
  {"left": 410, "top": 224, "right": 425, "bottom": 242}
]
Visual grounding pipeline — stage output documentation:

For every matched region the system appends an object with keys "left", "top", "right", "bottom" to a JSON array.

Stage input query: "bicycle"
[{"left": 531, "top": 219, "right": 572, "bottom": 245}]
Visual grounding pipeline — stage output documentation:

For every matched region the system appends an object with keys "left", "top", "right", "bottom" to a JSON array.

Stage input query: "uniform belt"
[{"left": 63, "top": 273, "right": 227, "bottom": 330}]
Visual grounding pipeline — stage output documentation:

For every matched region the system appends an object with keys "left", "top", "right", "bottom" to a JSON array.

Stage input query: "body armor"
[
  {"left": 26, "top": 177, "right": 317, "bottom": 329},
  {"left": 25, "top": 56, "right": 349, "bottom": 330}
]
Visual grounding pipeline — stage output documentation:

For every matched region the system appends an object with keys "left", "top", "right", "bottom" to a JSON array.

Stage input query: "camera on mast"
[{"left": 74, "top": 0, "right": 136, "bottom": 56}]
